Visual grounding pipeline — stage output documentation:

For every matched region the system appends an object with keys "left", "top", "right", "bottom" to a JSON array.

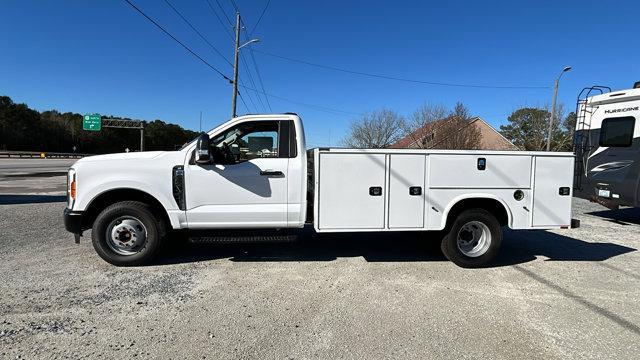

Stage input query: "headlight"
[{"left": 67, "top": 168, "right": 76, "bottom": 208}]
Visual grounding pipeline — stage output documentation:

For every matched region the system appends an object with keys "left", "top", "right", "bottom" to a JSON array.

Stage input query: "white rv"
[
  {"left": 574, "top": 83, "right": 640, "bottom": 208},
  {"left": 64, "top": 114, "right": 577, "bottom": 268}
]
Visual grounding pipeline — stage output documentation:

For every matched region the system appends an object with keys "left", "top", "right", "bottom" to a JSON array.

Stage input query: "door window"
[
  {"left": 599, "top": 116, "right": 635, "bottom": 147},
  {"left": 210, "top": 121, "right": 279, "bottom": 164}
]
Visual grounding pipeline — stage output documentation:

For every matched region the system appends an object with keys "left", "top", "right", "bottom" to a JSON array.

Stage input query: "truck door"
[{"left": 184, "top": 120, "right": 290, "bottom": 228}]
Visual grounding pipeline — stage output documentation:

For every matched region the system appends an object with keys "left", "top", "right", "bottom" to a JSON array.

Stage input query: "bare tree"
[
  {"left": 435, "top": 102, "right": 482, "bottom": 150},
  {"left": 403, "top": 102, "right": 481, "bottom": 150},
  {"left": 404, "top": 103, "right": 448, "bottom": 148},
  {"left": 341, "top": 109, "right": 406, "bottom": 148}
]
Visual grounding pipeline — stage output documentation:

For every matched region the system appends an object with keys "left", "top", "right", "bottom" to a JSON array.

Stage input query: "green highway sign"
[{"left": 83, "top": 114, "right": 101, "bottom": 131}]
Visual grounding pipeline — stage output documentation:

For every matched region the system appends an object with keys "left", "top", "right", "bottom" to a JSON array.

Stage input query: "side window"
[
  {"left": 599, "top": 116, "right": 635, "bottom": 147},
  {"left": 211, "top": 121, "right": 280, "bottom": 164}
]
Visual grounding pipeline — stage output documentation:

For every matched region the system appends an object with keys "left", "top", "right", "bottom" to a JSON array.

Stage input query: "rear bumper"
[{"left": 63, "top": 208, "right": 84, "bottom": 234}]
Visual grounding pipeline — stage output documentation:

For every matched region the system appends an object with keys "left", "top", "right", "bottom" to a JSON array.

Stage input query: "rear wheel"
[
  {"left": 91, "top": 201, "right": 165, "bottom": 266},
  {"left": 440, "top": 208, "right": 502, "bottom": 268}
]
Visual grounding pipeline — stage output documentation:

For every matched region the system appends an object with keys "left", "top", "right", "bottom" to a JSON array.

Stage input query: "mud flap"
[{"left": 571, "top": 219, "right": 580, "bottom": 228}]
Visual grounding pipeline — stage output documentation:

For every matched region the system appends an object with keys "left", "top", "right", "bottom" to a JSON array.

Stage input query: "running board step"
[{"left": 189, "top": 234, "right": 298, "bottom": 244}]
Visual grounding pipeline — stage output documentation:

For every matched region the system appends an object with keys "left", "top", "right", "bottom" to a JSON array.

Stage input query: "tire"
[
  {"left": 440, "top": 208, "right": 502, "bottom": 268},
  {"left": 91, "top": 201, "right": 165, "bottom": 266}
]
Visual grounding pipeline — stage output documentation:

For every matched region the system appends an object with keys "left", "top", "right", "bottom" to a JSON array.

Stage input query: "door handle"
[{"left": 260, "top": 170, "right": 284, "bottom": 176}]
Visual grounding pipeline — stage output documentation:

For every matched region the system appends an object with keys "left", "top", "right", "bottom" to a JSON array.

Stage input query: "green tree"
[
  {"left": 0, "top": 95, "right": 199, "bottom": 153},
  {"left": 499, "top": 106, "right": 574, "bottom": 151}
]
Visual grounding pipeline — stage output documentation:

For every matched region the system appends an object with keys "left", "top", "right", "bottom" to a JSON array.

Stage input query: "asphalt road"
[
  {"left": 0, "top": 158, "right": 75, "bottom": 196},
  {"left": 0, "top": 158, "right": 76, "bottom": 175},
  {"left": 0, "top": 197, "right": 638, "bottom": 359}
]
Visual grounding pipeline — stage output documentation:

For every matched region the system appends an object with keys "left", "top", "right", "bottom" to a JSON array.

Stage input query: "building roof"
[{"left": 391, "top": 116, "right": 516, "bottom": 150}]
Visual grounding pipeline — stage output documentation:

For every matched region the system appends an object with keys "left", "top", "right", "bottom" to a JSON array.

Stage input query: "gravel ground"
[{"left": 0, "top": 197, "right": 638, "bottom": 359}]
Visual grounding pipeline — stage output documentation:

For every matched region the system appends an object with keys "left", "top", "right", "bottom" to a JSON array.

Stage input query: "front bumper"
[{"left": 63, "top": 208, "right": 84, "bottom": 242}]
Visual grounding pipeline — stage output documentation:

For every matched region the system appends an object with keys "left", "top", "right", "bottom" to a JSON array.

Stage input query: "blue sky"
[{"left": 2, "top": 0, "right": 639, "bottom": 147}]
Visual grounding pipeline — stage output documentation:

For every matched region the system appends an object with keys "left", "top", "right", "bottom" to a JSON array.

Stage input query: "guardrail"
[{"left": 0, "top": 151, "right": 92, "bottom": 159}]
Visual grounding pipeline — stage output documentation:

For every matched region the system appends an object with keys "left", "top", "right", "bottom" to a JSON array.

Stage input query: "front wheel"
[
  {"left": 91, "top": 201, "right": 165, "bottom": 266},
  {"left": 440, "top": 208, "right": 502, "bottom": 268}
]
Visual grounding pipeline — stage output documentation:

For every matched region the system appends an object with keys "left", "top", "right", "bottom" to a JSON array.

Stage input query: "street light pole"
[
  {"left": 231, "top": 12, "right": 241, "bottom": 119},
  {"left": 230, "top": 13, "right": 261, "bottom": 119},
  {"left": 547, "top": 66, "right": 572, "bottom": 151}
]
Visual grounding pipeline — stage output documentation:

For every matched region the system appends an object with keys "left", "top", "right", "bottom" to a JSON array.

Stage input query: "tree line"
[
  {"left": 1, "top": 95, "right": 577, "bottom": 153},
  {"left": 0, "top": 95, "right": 199, "bottom": 153},
  {"left": 341, "top": 101, "right": 576, "bottom": 151}
]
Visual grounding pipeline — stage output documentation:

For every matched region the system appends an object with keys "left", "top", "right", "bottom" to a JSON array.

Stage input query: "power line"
[
  {"left": 122, "top": 0, "right": 232, "bottom": 82},
  {"left": 123, "top": 0, "right": 356, "bottom": 116},
  {"left": 239, "top": 19, "right": 270, "bottom": 112},
  {"left": 217, "top": 0, "right": 269, "bottom": 113},
  {"left": 225, "top": 1, "right": 271, "bottom": 113},
  {"left": 202, "top": 0, "right": 262, "bottom": 113},
  {"left": 163, "top": 0, "right": 232, "bottom": 67},
  {"left": 239, "top": 52, "right": 266, "bottom": 111},
  {"left": 238, "top": 84, "right": 360, "bottom": 116},
  {"left": 248, "top": 47, "right": 272, "bottom": 111},
  {"left": 249, "top": 0, "right": 271, "bottom": 36},
  {"left": 215, "top": 0, "right": 233, "bottom": 26},
  {"left": 228, "top": 0, "right": 240, "bottom": 13},
  {"left": 253, "top": 49, "right": 551, "bottom": 90},
  {"left": 204, "top": 0, "right": 234, "bottom": 39},
  {"left": 237, "top": 91, "right": 250, "bottom": 113},
  {"left": 222, "top": 1, "right": 269, "bottom": 112}
]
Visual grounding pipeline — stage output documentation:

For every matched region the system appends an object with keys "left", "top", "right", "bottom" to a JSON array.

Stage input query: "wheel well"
[
  {"left": 446, "top": 198, "right": 509, "bottom": 228},
  {"left": 82, "top": 188, "right": 170, "bottom": 231}
]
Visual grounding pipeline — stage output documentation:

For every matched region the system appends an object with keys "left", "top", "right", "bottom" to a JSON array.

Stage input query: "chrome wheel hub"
[
  {"left": 456, "top": 221, "right": 491, "bottom": 258},
  {"left": 106, "top": 217, "right": 147, "bottom": 255}
]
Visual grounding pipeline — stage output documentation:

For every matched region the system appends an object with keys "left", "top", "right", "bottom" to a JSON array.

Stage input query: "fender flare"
[{"left": 439, "top": 193, "right": 513, "bottom": 230}]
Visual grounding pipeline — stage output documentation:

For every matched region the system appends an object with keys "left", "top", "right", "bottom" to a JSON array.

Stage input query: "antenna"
[{"left": 199, "top": 111, "right": 202, "bottom": 132}]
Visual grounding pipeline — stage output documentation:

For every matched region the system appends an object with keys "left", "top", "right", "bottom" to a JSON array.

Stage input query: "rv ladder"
[{"left": 573, "top": 86, "right": 611, "bottom": 190}]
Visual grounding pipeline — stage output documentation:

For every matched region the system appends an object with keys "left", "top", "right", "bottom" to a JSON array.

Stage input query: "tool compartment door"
[
  {"left": 388, "top": 154, "right": 426, "bottom": 228},
  {"left": 429, "top": 154, "right": 531, "bottom": 188},
  {"left": 317, "top": 153, "right": 386, "bottom": 230},
  {"left": 532, "top": 156, "right": 574, "bottom": 227}
]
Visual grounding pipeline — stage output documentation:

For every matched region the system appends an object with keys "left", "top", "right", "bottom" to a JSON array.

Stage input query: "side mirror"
[{"left": 195, "top": 133, "right": 211, "bottom": 165}]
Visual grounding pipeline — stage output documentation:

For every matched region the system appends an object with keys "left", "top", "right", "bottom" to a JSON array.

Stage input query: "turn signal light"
[{"left": 70, "top": 179, "right": 76, "bottom": 199}]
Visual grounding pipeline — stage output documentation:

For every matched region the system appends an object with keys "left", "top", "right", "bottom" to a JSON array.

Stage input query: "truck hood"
[{"left": 76, "top": 151, "right": 166, "bottom": 163}]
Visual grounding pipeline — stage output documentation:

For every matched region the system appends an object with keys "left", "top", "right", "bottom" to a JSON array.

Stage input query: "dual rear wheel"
[{"left": 440, "top": 208, "right": 503, "bottom": 268}]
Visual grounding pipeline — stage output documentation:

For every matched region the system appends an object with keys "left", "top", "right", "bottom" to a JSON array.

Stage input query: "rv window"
[{"left": 599, "top": 116, "right": 635, "bottom": 147}]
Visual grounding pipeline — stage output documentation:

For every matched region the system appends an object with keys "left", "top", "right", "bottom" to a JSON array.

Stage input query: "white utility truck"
[{"left": 64, "top": 114, "right": 578, "bottom": 268}]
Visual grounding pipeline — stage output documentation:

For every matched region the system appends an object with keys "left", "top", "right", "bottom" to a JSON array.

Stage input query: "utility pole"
[
  {"left": 231, "top": 12, "right": 241, "bottom": 119},
  {"left": 140, "top": 128, "right": 144, "bottom": 152},
  {"left": 547, "top": 80, "right": 560, "bottom": 151},
  {"left": 547, "top": 66, "right": 572, "bottom": 151}
]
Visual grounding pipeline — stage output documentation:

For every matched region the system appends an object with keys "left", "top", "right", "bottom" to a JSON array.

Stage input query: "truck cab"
[{"left": 183, "top": 115, "right": 307, "bottom": 229}]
